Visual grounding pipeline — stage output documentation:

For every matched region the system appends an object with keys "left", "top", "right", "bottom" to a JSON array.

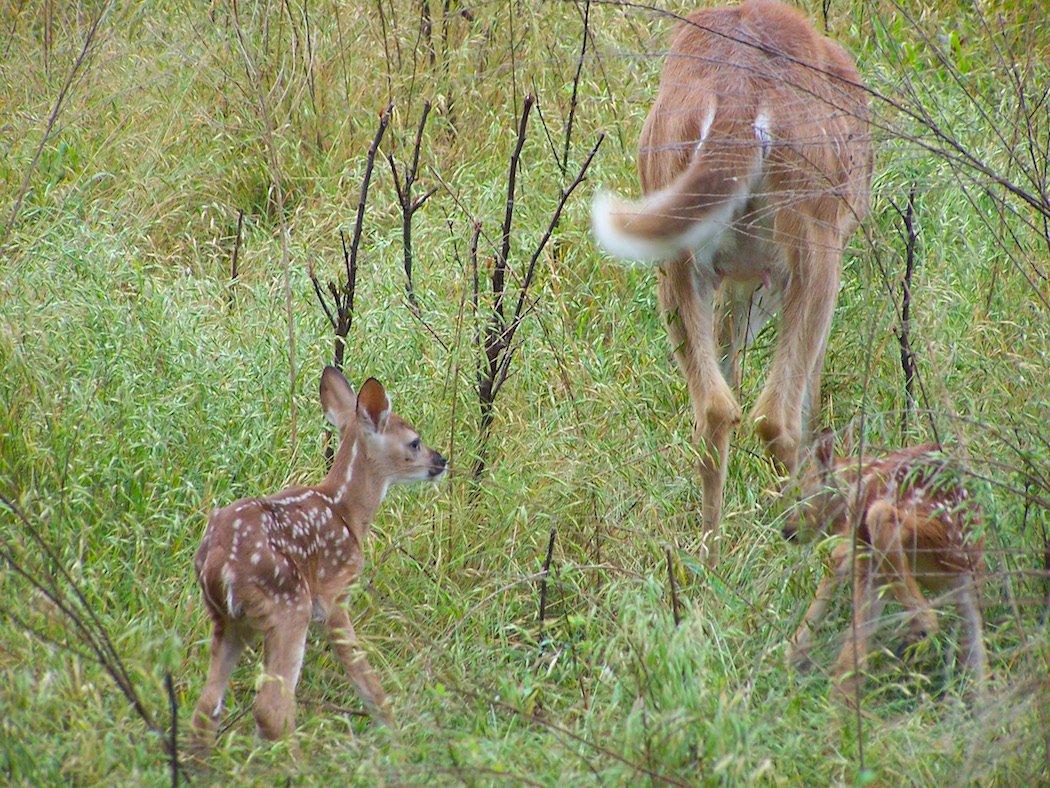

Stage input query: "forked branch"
[
  {"left": 890, "top": 185, "right": 919, "bottom": 437},
  {"left": 310, "top": 103, "right": 392, "bottom": 369},
  {"left": 471, "top": 94, "right": 604, "bottom": 477},
  {"left": 388, "top": 100, "right": 436, "bottom": 308}
]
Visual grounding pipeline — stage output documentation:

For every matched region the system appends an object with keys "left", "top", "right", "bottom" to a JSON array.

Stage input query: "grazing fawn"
[
  {"left": 591, "top": 0, "right": 872, "bottom": 563},
  {"left": 190, "top": 367, "right": 447, "bottom": 752},
  {"left": 782, "top": 429, "right": 987, "bottom": 702}
]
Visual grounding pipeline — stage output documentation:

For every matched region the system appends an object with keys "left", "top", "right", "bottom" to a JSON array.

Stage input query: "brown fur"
[
  {"left": 189, "top": 368, "right": 446, "bottom": 753},
  {"left": 591, "top": 0, "right": 873, "bottom": 563},
  {"left": 783, "top": 430, "right": 987, "bottom": 702}
]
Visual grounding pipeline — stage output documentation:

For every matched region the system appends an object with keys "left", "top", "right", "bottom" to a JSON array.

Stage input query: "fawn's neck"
[{"left": 319, "top": 433, "right": 387, "bottom": 540}]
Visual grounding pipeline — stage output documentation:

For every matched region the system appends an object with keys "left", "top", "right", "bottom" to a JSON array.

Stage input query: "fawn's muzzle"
[
  {"left": 781, "top": 523, "right": 798, "bottom": 542},
  {"left": 429, "top": 453, "right": 448, "bottom": 478}
]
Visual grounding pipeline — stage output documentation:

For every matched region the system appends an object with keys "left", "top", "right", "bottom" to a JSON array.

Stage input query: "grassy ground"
[{"left": 1, "top": 0, "right": 1047, "bottom": 784}]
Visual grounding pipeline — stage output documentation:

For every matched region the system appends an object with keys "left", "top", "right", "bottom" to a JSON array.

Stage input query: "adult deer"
[
  {"left": 189, "top": 367, "right": 446, "bottom": 753},
  {"left": 592, "top": 0, "right": 872, "bottom": 563}
]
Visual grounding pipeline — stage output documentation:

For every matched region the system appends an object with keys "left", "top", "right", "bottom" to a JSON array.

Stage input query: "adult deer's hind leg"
[
  {"left": 753, "top": 224, "right": 842, "bottom": 473},
  {"left": 658, "top": 255, "right": 740, "bottom": 565}
]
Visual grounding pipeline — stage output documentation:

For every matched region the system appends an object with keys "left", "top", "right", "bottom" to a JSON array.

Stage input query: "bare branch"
[
  {"left": 560, "top": 0, "right": 591, "bottom": 173},
  {"left": 389, "top": 101, "right": 434, "bottom": 306}
]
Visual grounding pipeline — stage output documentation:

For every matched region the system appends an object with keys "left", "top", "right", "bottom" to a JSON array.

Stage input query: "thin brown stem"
[{"left": 4, "top": 2, "right": 109, "bottom": 241}]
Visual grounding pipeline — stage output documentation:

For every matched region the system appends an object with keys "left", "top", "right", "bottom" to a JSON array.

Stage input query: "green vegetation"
[{"left": 1, "top": 1, "right": 1046, "bottom": 783}]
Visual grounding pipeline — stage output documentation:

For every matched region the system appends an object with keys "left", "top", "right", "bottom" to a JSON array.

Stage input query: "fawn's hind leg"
[
  {"left": 867, "top": 502, "right": 939, "bottom": 646},
  {"left": 190, "top": 621, "right": 245, "bottom": 755},
  {"left": 254, "top": 608, "right": 310, "bottom": 741},
  {"left": 326, "top": 603, "right": 394, "bottom": 724}
]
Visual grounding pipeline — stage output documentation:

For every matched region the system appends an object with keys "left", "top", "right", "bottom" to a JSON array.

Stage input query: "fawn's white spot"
[
  {"left": 221, "top": 564, "right": 239, "bottom": 617},
  {"left": 336, "top": 441, "right": 359, "bottom": 501},
  {"left": 754, "top": 112, "right": 773, "bottom": 157}
]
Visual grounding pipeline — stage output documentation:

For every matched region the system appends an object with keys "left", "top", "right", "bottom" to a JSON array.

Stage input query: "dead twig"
[
  {"left": 226, "top": 209, "right": 244, "bottom": 307},
  {"left": 310, "top": 104, "right": 392, "bottom": 369},
  {"left": 560, "top": 0, "right": 591, "bottom": 174},
  {"left": 4, "top": 2, "right": 109, "bottom": 241},
  {"left": 388, "top": 101, "right": 436, "bottom": 309},
  {"left": 538, "top": 528, "right": 557, "bottom": 639},
  {"left": 165, "top": 672, "right": 179, "bottom": 787},
  {"left": 0, "top": 497, "right": 190, "bottom": 781},
  {"left": 471, "top": 96, "right": 603, "bottom": 477},
  {"left": 666, "top": 547, "right": 681, "bottom": 626},
  {"left": 889, "top": 186, "right": 919, "bottom": 437}
]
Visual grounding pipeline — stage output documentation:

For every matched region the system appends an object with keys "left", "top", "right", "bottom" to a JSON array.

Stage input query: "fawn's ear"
[
  {"left": 814, "top": 427, "right": 836, "bottom": 473},
  {"left": 320, "top": 366, "right": 356, "bottom": 429},
  {"left": 356, "top": 377, "right": 391, "bottom": 433}
]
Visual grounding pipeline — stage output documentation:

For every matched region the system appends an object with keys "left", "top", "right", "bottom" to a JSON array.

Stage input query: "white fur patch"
[
  {"left": 754, "top": 112, "right": 773, "bottom": 157},
  {"left": 220, "top": 564, "right": 240, "bottom": 617},
  {"left": 336, "top": 440, "right": 359, "bottom": 502},
  {"left": 592, "top": 109, "right": 768, "bottom": 267},
  {"left": 591, "top": 190, "right": 677, "bottom": 265}
]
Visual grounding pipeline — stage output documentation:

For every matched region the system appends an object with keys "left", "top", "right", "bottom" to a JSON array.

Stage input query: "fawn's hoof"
[
  {"left": 895, "top": 623, "right": 937, "bottom": 659},
  {"left": 371, "top": 702, "right": 396, "bottom": 728},
  {"left": 830, "top": 678, "right": 863, "bottom": 708},
  {"left": 787, "top": 647, "right": 815, "bottom": 673}
]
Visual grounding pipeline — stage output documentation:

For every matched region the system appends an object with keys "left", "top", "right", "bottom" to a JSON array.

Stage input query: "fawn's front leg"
[
  {"left": 326, "top": 604, "right": 394, "bottom": 725},
  {"left": 953, "top": 573, "right": 988, "bottom": 687},
  {"left": 788, "top": 541, "right": 851, "bottom": 671},
  {"left": 831, "top": 555, "right": 886, "bottom": 706}
]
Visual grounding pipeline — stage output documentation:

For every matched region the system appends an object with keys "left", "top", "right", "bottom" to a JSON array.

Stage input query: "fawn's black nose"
[
  {"left": 430, "top": 453, "right": 448, "bottom": 477},
  {"left": 781, "top": 524, "right": 798, "bottom": 542}
]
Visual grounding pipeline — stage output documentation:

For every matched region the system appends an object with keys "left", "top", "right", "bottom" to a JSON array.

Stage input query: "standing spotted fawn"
[
  {"left": 190, "top": 367, "right": 446, "bottom": 753},
  {"left": 782, "top": 429, "right": 987, "bottom": 703}
]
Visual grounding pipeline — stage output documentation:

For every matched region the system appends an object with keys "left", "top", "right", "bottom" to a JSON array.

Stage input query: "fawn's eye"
[{"left": 408, "top": 438, "right": 421, "bottom": 452}]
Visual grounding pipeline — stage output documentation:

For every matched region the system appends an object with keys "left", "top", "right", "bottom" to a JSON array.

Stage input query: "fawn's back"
[
  {"left": 785, "top": 435, "right": 984, "bottom": 584},
  {"left": 196, "top": 488, "right": 365, "bottom": 626}
]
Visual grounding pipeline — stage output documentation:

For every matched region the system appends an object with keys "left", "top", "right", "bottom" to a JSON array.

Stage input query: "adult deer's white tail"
[{"left": 592, "top": 107, "right": 772, "bottom": 265}]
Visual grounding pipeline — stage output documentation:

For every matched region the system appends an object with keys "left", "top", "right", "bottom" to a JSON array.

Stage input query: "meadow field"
[{"left": 1, "top": 0, "right": 1047, "bottom": 783}]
